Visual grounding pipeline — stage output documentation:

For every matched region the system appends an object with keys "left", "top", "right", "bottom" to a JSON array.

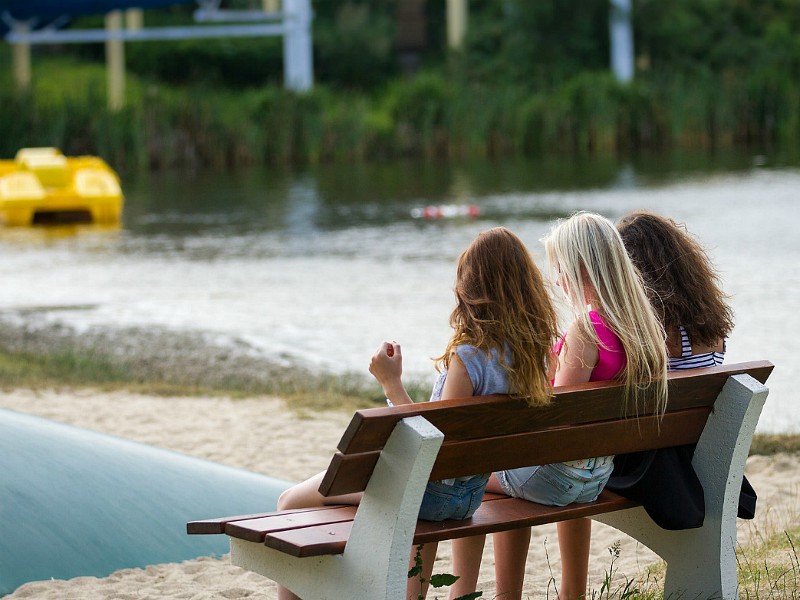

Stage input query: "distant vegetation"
[{"left": 1, "top": 0, "right": 799, "bottom": 170}]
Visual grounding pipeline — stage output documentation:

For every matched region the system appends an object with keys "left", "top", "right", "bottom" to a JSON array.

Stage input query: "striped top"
[{"left": 668, "top": 325, "right": 726, "bottom": 371}]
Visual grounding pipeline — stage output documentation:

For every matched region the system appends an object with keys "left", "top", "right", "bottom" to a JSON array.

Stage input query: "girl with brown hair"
[
  {"left": 275, "top": 227, "right": 560, "bottom": 600},
  {"left": 608, "top": 210, "right": 754, "bottom": 532},
  {"left": 617, "top": 209, "right": 733, "bottom": 368}
]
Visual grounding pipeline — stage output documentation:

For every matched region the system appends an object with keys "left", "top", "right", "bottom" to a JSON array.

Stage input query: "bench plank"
[
  {"left": 412, "top": 491, "right": 640, "bottom": 544},
  {"left": 187, "top": 507, "right": 338, "bottom": 535},
  {"left": 226, "top": 506, "right": 358, "bottom": 543},
  {"left": 318, "top": 362, "right": 773, "bottom": 498},
  {"left": 336, "top": 361, "right": 773, "bottom": 455},
  {"left": 321, "top": 408, "right": 710, "bottom": 497},
  {"left": 261, "top": 490, "right": 640, "bottom": 557},
  {"left": 266, "top": 520, "right": 353, "bottom": 557}
]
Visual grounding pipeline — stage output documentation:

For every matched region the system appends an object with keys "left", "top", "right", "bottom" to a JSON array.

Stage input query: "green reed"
[{"left": 1, "top": 54, "right": 798, "bottom": 170}]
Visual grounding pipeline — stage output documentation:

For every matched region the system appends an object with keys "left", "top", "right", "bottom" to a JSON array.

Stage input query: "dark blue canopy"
[{"left": 1, "top": 1, "right": 194, "bottom": 22}]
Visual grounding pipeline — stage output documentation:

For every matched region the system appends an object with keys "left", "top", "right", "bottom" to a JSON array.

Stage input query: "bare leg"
[
  {"left": 492, "top": 527, "right": 531, "bottom": 600},
  {"left": 277, "top": 582, "right": 303, "bottom": 600},
  {"left": 277, "top": 471, "right": 363, "bottom": 511},
  {"left": 407, "top": 542, "right": 439, "bottom": 600},
  {"left": 276, "top": 472, "right": 363, "bottom": 600},
  {"left": 477, "top": 473, "right": 530, "bottom": 600},
  {"left": 448, "top": 535, "right": 486, "bottom": 599},
  {"left": 556, "top": 518, "right": 591, "bottom": 600}
]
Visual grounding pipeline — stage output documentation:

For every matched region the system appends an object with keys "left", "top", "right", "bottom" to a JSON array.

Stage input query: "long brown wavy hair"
[
  {"left": 435, "top": 227, "right": 559, "bottom": 406},
  {"left": 617, "top": 210, "right": 734, "bottom": 347}
]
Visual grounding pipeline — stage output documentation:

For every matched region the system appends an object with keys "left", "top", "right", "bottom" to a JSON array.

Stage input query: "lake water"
[{"left": 0, "top": 152, "right": 797, "bottom": 432}]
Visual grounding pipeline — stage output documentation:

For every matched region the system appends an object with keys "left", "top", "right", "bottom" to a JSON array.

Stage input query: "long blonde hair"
[
  {"left": 544, "top": 212, "right": 669, "bottom": 415},
  {"left": 436, "top": 227, "right": 559, "bottom": 407}
]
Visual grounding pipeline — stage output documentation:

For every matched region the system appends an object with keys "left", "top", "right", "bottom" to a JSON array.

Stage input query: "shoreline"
[
  {"left": 0, "top": 315, "right": 314, "bottom": 391},
  {"left": 2, "top": 387, "right": 799, "bottom": 599},
  {"left": 0, "top": 315, "right": 386, "bottom": 411}
]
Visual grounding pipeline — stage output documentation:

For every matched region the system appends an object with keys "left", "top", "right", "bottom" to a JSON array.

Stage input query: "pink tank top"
[
  {"left": 588, "top": 310, "right": 626, "bottom": 381},
  {"left": 553, "top": 310, "right": 627, "bottom": 381},
  {"left": 555, "top": 311, "right": 625, "bottom": 470}
]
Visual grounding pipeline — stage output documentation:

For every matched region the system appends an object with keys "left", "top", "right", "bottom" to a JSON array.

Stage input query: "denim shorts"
[
  {"left": 418, "top": 474, "right": 490, "bottom": 522},
  {"left": 497, "top": 460, "right": 613, "bottom": 506}
]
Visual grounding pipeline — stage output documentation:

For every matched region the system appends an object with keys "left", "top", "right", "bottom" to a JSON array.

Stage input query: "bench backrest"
[{"left": 319, "top": 361, "right": 773, "bottom": 496}]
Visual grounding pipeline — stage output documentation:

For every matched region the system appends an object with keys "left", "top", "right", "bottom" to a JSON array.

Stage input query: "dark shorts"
[{"left": 417, "top": 474, "right": 490, "bottom": 522}]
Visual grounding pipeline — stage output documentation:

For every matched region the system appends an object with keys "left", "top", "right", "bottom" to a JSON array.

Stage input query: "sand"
[{"left": 2, "top": 388, "right": 798, "bottom": 600}]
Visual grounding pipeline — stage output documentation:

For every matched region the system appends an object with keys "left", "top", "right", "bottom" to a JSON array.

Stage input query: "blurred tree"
[
  {"left": 313, "top": 0, "right": 399, "bottom": 89},
  {"left": 456, "top": 0, "right": 611, "bottom": 88}
]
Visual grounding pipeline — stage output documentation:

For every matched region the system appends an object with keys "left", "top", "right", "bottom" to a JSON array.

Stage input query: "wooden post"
[
  {"left": 262, "top": 0, "right": 280, "bottom": 12},
  {"left": 125, "top": 8, "right": 143, "bottom": 31},
  {"left": 12, "top": 22, "right": 32, "bottom": 94},
  {"left": 446, "top": 0, "right": 467, "bottom": 50},
  {"left": 105, "top": 10, "right": 125, "bottom": 111}
]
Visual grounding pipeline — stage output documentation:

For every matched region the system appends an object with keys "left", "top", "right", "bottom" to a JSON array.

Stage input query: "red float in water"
[{"left": 410, "top": 204, "right": 481, "bottom": 220}]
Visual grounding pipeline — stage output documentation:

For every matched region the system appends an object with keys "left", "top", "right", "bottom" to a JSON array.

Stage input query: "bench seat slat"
[
  {"left": 225, "top": 506, "right": 358, "bottom": 543},
  {"left": 266, "top": 520, "right": 353, "bottom": 557},
  {"left": 321, "top": 408, "right": 710, "bottom": 497},
  {"left": 412, "top": 491, "right": 640, "bottom": 544},
  {"left": 187, "top": 507, "right": 339, "bottom": 535},
  {"left": 336, "top": 361, "right": 774, "bottom": 455},
  {"left": 188, "top": 513, "right": 277, "bottom": 535},
  {"left": 260, "top": 490, "right": 639, "bottom": 558}
]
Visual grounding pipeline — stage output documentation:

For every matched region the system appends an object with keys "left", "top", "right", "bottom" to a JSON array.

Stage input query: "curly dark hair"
[{"left": 617, "top": 210, "right": 734, "bottom": 348}]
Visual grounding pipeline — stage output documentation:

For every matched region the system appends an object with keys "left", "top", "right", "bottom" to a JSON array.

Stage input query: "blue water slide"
[
  {"left": 1, "top": 1, "right": 194, "bottom": 22},
  {"left": 0, "top": 408, "right": 292, "bottom": 596}
]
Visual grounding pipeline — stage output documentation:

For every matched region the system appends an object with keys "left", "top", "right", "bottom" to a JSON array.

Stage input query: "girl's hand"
[
  {"left": 369, "top": 342, "right": 413, "bottom": 405},
  {"left": 369, "top": 341, "right": 402, "bottom": 384}
]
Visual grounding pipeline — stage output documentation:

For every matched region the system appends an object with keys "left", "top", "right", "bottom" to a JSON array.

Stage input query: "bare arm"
[
  {"left": 554, "top": 320, "right": 598, "bottom": 386},
  {"left": 553, "top": 320, "right": 600, "bottom": 600},
  {"left": 369, "top": 343, "right": 474, "bottom": 405},
  {"left": 439, "top": 351, "right": 474, "bottom": 400}
]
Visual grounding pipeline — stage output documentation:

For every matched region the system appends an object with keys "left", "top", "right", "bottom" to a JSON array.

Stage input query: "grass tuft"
[{"left": 0, "top": 320, "right": 434, "bottom": 413}]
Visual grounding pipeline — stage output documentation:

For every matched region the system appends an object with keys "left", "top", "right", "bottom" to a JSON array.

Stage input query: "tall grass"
[
  {"left": 1, "top": 54, "right": 798, "bottom": 170},
  {"left": 576, "top": 528, "right": 800, "bottom": 599}
]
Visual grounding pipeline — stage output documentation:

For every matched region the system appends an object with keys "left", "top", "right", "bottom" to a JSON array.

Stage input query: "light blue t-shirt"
[
  {"left": 428, "top": 344, "right": 510, "bottom": 485},
  {"left": 430, "top": 344, "right": 511, "bottom": 400}
]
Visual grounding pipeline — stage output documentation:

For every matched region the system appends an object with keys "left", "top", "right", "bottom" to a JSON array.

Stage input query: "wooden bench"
[{"left": 188, "top": 361, "right": 773, "bottom": 599}]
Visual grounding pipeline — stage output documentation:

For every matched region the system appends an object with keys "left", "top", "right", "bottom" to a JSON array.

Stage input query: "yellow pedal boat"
[{"left": 0, "top": 148, "right": 123, "bottom": 226}]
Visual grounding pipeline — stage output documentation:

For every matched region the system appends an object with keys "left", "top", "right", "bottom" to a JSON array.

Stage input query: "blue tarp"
[
  {"left": 0, "top": 1, "right": 193, "bottom": 22},
  {"left": 0, "top": 408, "right": 293, "bottom": 596}
]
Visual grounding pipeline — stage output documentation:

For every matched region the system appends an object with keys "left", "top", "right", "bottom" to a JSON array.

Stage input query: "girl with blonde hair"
[
  {"left": 447, "top": 212, "right": 668, "bottom": 600},
  {"left": 275, "top": 226, "right": 560, "bottom": 600}
]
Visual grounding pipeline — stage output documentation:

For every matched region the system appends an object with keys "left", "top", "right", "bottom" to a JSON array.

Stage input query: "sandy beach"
[{"left": 2, "top": 388, "right": 798, "bottom": 600}]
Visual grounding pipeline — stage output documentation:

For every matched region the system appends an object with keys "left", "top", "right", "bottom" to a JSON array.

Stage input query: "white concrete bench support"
[
  {"left": 595, "top": 373, "right": 768, "bottom": 600},
  {"left": 230, "top": 415, "right": 444, "bottom": 600}
]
